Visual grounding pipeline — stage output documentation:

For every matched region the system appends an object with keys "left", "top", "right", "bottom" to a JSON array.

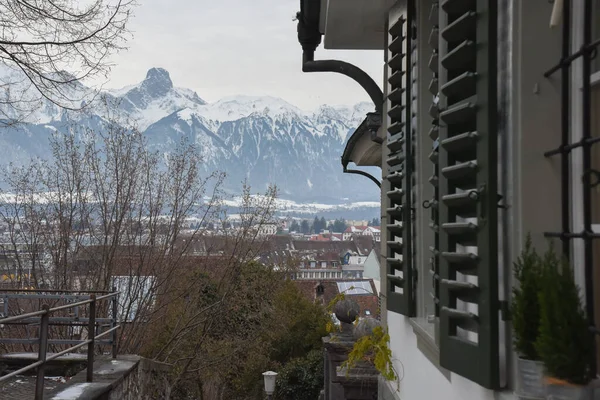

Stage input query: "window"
[
  {"left": 310, "top": 261, "right": 316, "bottom": 268},
  {"left": 553, "top": 0, "right": 600, "bottom": 376},
  {"left": 321, "top": 261, "right": 327, "bottom": 268},
  {"left": 337, "top": 280, "right": 373, "bottom": 295}
]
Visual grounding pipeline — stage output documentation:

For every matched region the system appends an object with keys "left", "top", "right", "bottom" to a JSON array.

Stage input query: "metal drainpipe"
[
  {"left": 302, "top": 50, "right": 384, "bottom": 114},
  {"left": 342, "top": 162, "right": 382, "bottom": 188}
]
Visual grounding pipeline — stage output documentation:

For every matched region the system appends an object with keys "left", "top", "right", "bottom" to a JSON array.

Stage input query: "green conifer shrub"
[
  {"left": 511, "top": 234, "right": 543, "bottom": 360},
  {"left": 534, "top": 243, "right": 595, "bottom": 385}
]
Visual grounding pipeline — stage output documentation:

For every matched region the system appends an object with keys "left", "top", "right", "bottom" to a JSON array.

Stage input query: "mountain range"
[{"left": 0, "top": 67, "right": 381, "bottom": 203}]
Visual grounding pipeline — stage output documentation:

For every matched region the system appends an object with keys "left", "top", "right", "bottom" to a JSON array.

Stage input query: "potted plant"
[
  {"left": 535, "top": 243, "right": 595, "bottom": 400},
  {"left": 512, "top": 234, "right": 545, "bottom": 399}
]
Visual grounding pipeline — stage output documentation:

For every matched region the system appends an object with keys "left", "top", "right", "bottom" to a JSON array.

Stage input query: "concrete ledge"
[
  {"left": 50, "top": 383, "right": 112, "bottom": 400},
  {"left": 47, "top": 355, "right": 141, "bottom": 400}
]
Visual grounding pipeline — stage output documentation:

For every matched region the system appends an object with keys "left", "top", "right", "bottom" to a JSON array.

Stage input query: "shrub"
[
  {"left": 535, "top": 243, "right": 594, "bottom": 385},
  {"left": 274, "top": 349, "right": 324, "bottom": 400},
  {"left": 511, "top": 234, "right": 543, "bottom": 360}
]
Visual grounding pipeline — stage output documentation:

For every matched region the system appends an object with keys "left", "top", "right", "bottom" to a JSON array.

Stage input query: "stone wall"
[{"left": 47, "top": 355, "right": 171, "bottom": 400}]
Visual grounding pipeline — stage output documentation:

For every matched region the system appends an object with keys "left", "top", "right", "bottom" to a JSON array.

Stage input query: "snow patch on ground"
[{"left": 51, "top": 383, "right": 91, "bottom": 399}]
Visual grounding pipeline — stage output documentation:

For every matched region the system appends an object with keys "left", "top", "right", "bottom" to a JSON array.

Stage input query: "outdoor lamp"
[{"left": 262, "top": 371, "right": 278, "bottom": 399}]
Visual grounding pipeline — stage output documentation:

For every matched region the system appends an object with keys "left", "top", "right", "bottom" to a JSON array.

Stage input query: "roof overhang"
[
  {"left": 341, "top": 113, "right": 383, "bottom": 168},
  {"left": 319, "top": 0, "right": 394, "bottom": 50}
]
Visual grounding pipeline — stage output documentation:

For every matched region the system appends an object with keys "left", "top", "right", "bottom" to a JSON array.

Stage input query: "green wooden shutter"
[
  {"left": 437, "top": 0, "right": 500, "bottom": 389},
  {"left": 386, "top": 0, "right": 417, "bottom": 316},
  {"left": 428, "top": 0, "right": 441, "bottom": 318}
]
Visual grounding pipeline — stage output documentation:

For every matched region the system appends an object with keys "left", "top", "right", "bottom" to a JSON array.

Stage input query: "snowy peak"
[
  {"left": 141, "top": 67, "right": 173, "bottom": 97},
  {"left": 198, "top": 95, "right": 304, "bottom": 124}
]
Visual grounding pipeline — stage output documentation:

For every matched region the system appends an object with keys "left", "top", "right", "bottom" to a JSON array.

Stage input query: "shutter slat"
[
  {"left": 388, "top": 70, "right": 405, "bottom": 87},
  {"left": 388, "top": 104, "right": 407, "bottom": 120},
  {"left": 429, "top": 125, "right": 439, "bottom": 141},
  {"left": 429, "top": 27, "right": 440, "bottom": 48},
  {"left": 441, "top": 40, "right": 476, "bottom": 70},
  {"left": 389, "top": 16, "right": 406, "bottom": 37},
  {"left": 388, "top": 134, "right": 405, "bottom": 152},
  {"left": 387, "top": 240, "right": 404, "bottom": 252},
  {"left": 387, "top": 153, "right": 406, "bottom": 166},
  {"left": 441, "top": 71, "right": 477, "bottom": 98},
  {"left": 389, "top": 52, "right": 407, "bottom": 71},
  {"left": 440, "top": 131, "right": 478, "bottom": 153},
  {"left": 441, "top": 0, "right": 476, "bottom": 16},
  {"left": 388, "top": 121, "right": 404, "bottom": 135},
  {"left": 429, "top": 175, "right": 439, "bottom": 187},
  {"left": 388, "top": 87, "right": 406, "bottom": 103},
  {"left": 389, "top": 35, "right": 406, "bottom": 53},
  {"left": 441, "top": 279, "right": 479, "bottom": 303},
  {"left": 387, "top": 188, "right": 405, "bottom": 201},
  {"left": 441, "top": 161, "right": 478, "bottom": 188},
  {"left": 428, "top": 52, "right": 439, "bottom": 73},
  {"left": 429, "top": 77, "right": 439, "bottom": 95},
  {"left": 387, "top": 170, "right": 404, "bottom": 184},
  {"left": 439, "top": 101, "right": 477, "bottom": 124},
  {"left": 442, "top": 191, "right": 479, "bottom": 217},
  {"left": 441, "top": 11, "right": 477, "bottom": 43},
  {"left": 386, "top": 205, "right": 404, "bottom": 219},
  {"left": 387, "top": 274, "right": 405, "bottom": 286}
]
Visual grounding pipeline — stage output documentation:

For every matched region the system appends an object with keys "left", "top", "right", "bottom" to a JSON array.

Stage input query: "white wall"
[{"left": 385, "top": 312, "right": 515, "bottom": 400}]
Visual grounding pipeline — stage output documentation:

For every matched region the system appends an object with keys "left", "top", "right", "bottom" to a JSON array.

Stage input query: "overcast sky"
[{"left": 102, "top": 0, "right": 383, "bottom": 110}]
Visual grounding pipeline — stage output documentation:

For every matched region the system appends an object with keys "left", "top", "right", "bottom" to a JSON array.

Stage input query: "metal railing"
[{"left": 0, "top": 291, "right": 120, "bottom": 400}]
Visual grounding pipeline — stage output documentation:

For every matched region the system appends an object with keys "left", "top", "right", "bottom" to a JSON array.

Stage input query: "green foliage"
[
  {"left": 511, "top": 234, "right": 543, "bottom": 360},
  {"left": 343, "top": 326, "right": 398, "bottom": 385},
  {"left": 327, "top": 218, "right": 348, "bottom": 233},
  {"left": 300, "top": 220, "right": 310, "bottom": 234},
  {"left": 290, "top": 220, "right": 300, "bottom": 232},
  {"left": 274, "top": 350, "right": 324, "bottom": 400},
  {"left": 535, "top": 243, "right": 595, "bottom": 385},
  {"left": 368, "top": 218, "right": 380, "bottom": 227},
  {"left": 220, "top": 276, "right": 329, "bottom": 399}
]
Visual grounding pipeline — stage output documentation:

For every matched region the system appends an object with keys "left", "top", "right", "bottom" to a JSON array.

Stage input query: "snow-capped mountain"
[{"left": 0, "top": 67, "right": 380, "bottom": 203}]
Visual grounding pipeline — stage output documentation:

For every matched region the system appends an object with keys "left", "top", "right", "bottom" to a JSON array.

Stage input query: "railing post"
[
  {"left": 35, "top": 304, "right": 50, "bottom": 400},
  {"left": 111, "top": 287, "right": 118, "bottom": 359},
  {"left": 86, "top": 295, "right": 96, "bottom": 383}
]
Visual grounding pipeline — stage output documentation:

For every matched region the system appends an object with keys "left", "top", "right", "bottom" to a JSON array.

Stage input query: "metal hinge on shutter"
[
  {"left": 386, "top": 0, "right": 416, "bottom": 317},
  {"left": 437, "top": 0, "right": 500, "bottom": 390}
]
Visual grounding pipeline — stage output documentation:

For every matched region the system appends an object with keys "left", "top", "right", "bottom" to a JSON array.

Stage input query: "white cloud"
[{"left": 95, "top": 0, "right": 383, "bottom": 110}]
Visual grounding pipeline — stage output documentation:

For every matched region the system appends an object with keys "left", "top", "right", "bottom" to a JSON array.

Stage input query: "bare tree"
[
  {"left": 0, "top": 115, "right": 286, "bottom": 398},
  {"left": 0, "top": 0, "right": 134, "bottom": 125}
]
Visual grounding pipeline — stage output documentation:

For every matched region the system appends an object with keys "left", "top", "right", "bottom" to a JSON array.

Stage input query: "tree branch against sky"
[{"left": 0, "top": 0, "right": 134, "bottom": 125}]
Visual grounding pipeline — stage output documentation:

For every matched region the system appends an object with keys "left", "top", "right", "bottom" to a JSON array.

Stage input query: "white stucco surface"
[{"left": 386, "top": 312, "right": 516, "bottom": 400}]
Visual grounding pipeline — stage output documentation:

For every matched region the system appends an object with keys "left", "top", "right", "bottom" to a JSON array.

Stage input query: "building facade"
[{"left": 292, "top": 0, "right": 599, "bottom": 399}]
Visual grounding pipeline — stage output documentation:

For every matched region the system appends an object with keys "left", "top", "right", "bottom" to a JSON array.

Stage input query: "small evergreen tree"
[
  {"left": 300, "top": 220, "right": 310, "bottom": 234},
  {"left": 290, "top": 220, "right": 300, "bottom": 232},
  {"left": 535, "top": 243, "right": 595, "bottom": 385},
  {"left": 511, "top": 234, "right": 542, "bottom": 360}
]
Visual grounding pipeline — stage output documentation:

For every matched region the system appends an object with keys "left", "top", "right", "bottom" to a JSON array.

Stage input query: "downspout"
[
  {"left": 297, "top": 0, "right": 383, "bottom": 188},
  {"left": 342, "top": 163, "right": 381, "bottom": 188},
  {"left": 302, "top": 50, "right": 384, "bottom": 114},
  {"left": 296, "top": 0, "right": 384, "bottom": 114}
]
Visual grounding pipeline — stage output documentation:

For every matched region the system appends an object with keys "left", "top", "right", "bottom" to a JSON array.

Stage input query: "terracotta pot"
[
  {"left": 515, "top": 357, "right": 544, "bottom": 399},
  {"left": 545, "top": 377, "right": 593, "bottom": 400}
]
